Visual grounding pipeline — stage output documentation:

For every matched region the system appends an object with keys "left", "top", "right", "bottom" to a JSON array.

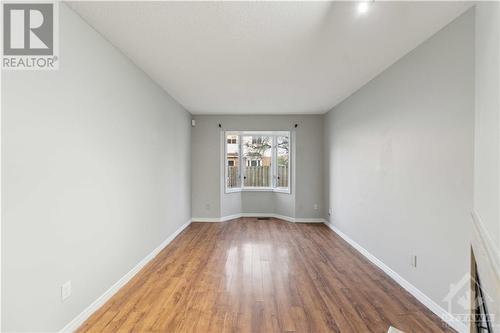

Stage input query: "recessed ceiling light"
[{"left": 357, "top": 1, "right": 370, "bottom": 15}]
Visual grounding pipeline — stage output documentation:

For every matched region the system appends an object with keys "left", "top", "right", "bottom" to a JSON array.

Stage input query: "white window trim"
[{"left": 224, "top": 131, "right": 291, "bottom": 194}]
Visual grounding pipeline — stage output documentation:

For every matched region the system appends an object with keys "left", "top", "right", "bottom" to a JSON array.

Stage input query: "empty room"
[{"left": 1, "top": 1, "right": 499, "bottom": 332}]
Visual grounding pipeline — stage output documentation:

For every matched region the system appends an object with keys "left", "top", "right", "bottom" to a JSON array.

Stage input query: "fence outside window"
[{"left": 227, "top": 165, "right": 288, "bottom": 188}]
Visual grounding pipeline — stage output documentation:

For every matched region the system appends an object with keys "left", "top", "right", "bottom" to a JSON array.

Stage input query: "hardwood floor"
[{"left": 77, "top": 218, "right": 455, "bottom": 333}]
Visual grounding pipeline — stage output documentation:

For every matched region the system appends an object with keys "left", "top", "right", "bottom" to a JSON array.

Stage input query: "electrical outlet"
[
  {"left": 328, "top": 208, "right": 333, "bottom": 216},
  {"left": 61, "top": 281, "right": 72, "bottom": 301},
  {"left": 410, "top": 255, "right": 417, "bottom": 268},
  {"left": 313, "top": 204, "right": 319, "bottom": 210},
  {"left": 205, "top": 203, "right": 210, "bottom": 210}
]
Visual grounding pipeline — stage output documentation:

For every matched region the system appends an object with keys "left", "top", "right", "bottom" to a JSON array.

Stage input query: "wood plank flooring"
[{"left": 77, "top": 218, "right": 455, "bottom": 333}]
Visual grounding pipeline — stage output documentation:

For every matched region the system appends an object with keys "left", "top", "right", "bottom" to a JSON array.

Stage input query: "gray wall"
[
  {"left": 324, "top": 10, "right": 473, "bottom": 318},
  {"left": 191, "top": 115, "right": 324, "bottom": 219},
  {"left": 1, "top": 4, "right": 191, "bottom": 331},
  {"left": 473, "top": 3, "right": 500, "bottom": 331}
]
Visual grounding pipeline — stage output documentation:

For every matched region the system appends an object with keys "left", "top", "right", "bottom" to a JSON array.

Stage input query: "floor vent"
[{"left": 257, "top": 217, "right": 271, "bottom": 220}]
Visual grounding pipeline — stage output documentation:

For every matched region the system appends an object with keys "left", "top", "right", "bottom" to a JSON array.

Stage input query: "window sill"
[
  {"left": 225, "top": 187, "right": 291, "bottom": 194},
  {"left": 273, "top": 188, "right": 291, "bottom": 194}
]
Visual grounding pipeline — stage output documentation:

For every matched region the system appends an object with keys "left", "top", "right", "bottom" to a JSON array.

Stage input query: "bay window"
[{"left": 225, "top": 131, "right": 290, "bottom": 193}]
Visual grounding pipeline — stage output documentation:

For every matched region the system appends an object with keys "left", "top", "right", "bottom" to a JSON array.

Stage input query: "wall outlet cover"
[
  {"left": 410, "top": 255, "right": 417, "bottom": 268},
  {"left": 61, "top": 281, "right": 72, "bottom": 301}
]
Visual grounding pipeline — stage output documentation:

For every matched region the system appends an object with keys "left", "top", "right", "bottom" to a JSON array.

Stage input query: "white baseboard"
[
  {"left": 323, "top": 221, "right": 467, "bottom": 333},
  {"left": 59, "top": 219, "right": 192, "bottom": 333},
  {"left": 192, "top": 213, "right": 326, "bottom": 223},
  {"left": 190, "top": 217, "right": 223, "bottom": 222},
  {"left": 294, "top": 217, "right": 326, "bottom": 223},
  {"left": 221, "top": 213, "right": 243, "bottom": 221},
  {"left": 240, "top": 213, "right": 295, "bottom": 222}
]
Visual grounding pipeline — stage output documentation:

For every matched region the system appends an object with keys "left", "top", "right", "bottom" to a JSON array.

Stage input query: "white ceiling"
[{"left": 68, "top": 1, "right": 472, "bottom": 115}]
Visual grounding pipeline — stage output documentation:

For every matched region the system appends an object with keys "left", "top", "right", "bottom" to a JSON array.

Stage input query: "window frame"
[{"left": 224, "top": 131, "right": 291, "bottom": 194}]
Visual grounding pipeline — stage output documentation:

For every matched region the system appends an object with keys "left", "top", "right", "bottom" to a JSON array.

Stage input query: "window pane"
[
  {"left": 226, "top": 134, "right": 240, "bottom": 189},
  {"left": 242, "top": 135, "right": 271, "bottom": 187},
  {"left": 277, "top": 136, "right": 289, "bottom": 188}
]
